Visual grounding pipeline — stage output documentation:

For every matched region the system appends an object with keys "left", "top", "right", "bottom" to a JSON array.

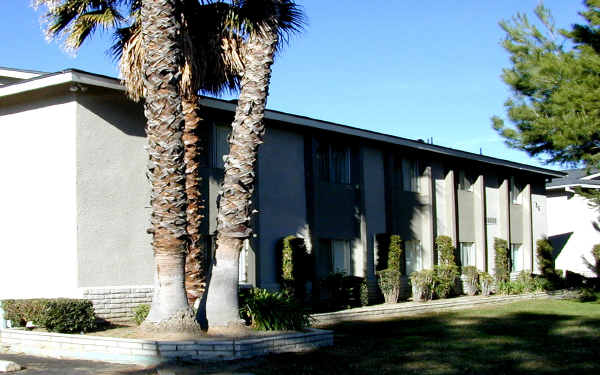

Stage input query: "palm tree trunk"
[
  {"left": 183, "top": 95, "right": 208, "bottom": 307},
  {"left": 204, "top": 25, "right": 279, "bottom": 329},
  {"left": 140, "top": 0, "right": 198, "bottom": 332}
]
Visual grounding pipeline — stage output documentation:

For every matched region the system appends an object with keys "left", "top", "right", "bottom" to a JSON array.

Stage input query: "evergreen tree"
[{"left": 492, "top": 1, "right": 600, "bottom": 170}]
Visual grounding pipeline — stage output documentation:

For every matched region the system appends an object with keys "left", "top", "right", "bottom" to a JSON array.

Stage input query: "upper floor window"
[
  {"left": 316, "top": 140, "right": 351, "bottom": 184},
  {"left": 458, "top": 170, "right": 474, "bottom": 192},
  {"left": 331, "top": 239, "right": 351, "bottom": 274},
  {"left": 392, "top": 156, "right": 420, "bottom": 192},
  {"left": 510, "top": 176, "right": 523, "bottom": 204},
  {"left": 213, "top": 125, "right": 230, "bottom": 169}
]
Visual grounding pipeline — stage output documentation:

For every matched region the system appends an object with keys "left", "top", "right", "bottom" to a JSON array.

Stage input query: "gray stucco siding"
[
  {"left": 257, "top": 127, "right": 307, "bottom": 289},
  {"left": 457, "top": 190, "right": 475, "bottom": 242},
  {"left": 510, "top": 204, "right": 524, "bottom": 243},
  {"left": 76, "top": 91, "right": 153, "bottom": 287}
]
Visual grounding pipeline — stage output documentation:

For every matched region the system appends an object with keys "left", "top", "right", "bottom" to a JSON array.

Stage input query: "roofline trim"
[
  {"left": 0, "top": 68, "right": 566, "bottom": 178},
  {"left": 546, "top": 183, "right": 600, "bottom": 190},
  {"left": 0, "top": 67, "right": 45, "bottom": 80}
]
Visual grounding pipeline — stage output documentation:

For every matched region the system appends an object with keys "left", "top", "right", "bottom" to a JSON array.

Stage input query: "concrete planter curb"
[
  {"left": 0, "top": 327, "right": 333, "bottom": 366},
  {"left": 312, "top": 292, "right": 550, "bottom": 325}
]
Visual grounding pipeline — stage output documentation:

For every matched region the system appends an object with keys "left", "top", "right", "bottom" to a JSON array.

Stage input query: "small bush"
[
  {"left": 377, "top": 269, "right": 402, "bottom": 304},
  {"left": 516, "top": 271, "right": 537, "bottom": 293},
  {"left": 494, "top": 238, "right": 510, "bottom": 284},
  {"left": 133, "top": 304, "right": 150, "bottom": 326},
  {"left": 1, "top": 299, "right": 96, "bottom": 333},
  {"left": 578, "top": 288, "right": 598, "bottom": 302},
  {"left": 462, "top": 266, "right": 479, "bottom": 296},
  {"left": 496, "top": 280, "right": 514, "bottom": 295},
  {"left": 410, "top": 269, "right": 435, "bottom": 301},
  {"left": 41, "top": 299, "right": 97, "bottom": 333},
  {"left": 434, "top": 264, "right": 459, "bottom": 298},
  {"left": 479, "top": 272, "right": 494, "bottom": 296},
  {"left": 360, "top": 279, "right": 370, "bottom": 306},
  {"left": 536, "top": 238, "right": 555, "bottom": 277},
  {"left": 278, "top": 236, "right": 312, "bottom": 301},
  {"left": 592, "top": 244, "right": 600, "bottom": 277},
  {"left": 388, "top": 235, "right": 403, "bottom": 272},
  {"left": 436, "top": 236, "right": 455, "bottom": 266},
  {"left": 240, "top": 288, "right": 312, "bottom": 331},
  {"left": 321, "top": 273, "right": 365, "bottom": 309}
]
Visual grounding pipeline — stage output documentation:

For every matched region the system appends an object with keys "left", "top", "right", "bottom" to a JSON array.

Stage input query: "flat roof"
[{"left": 0, "top": 67, "right": 566, "bottom": 178}]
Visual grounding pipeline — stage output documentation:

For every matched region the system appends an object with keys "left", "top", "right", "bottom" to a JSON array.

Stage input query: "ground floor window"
[
  {"left": 460, "top": 242, "right": 476, "bottom": 267},
  {"left": 239, "top": 239, "right": 251, "bottom": 284},
  {"left": 405, "top": 240, "right": 422, "bottom": 275},
  {"left": 511, "top": 243, "right": 523, "bottom": 272},
  {"left": 331, "top": 239, "right": 351, "bottom": 274}
]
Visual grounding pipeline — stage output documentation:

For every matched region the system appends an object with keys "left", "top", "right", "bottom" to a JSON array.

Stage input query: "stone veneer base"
[{"left": 0, "top": 328, "right": 333, "bottom": 366}]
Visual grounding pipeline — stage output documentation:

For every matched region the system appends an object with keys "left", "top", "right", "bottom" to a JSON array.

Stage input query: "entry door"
[{"left": 332, "top": 240, "right": 350, "bottom": 274}]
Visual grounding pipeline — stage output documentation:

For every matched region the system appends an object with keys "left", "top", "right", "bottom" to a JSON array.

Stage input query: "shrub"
[
  {"left": 536, "top": 238, "right": 555, "bottom": 278},
  {"left": 436, "top": 236, "right": 455, "bottom": 266},
  {"left": 410, "top": 270, "right": 435, "bottom": 301},
  {"left": 592, "top": 244, "right": 600, "bottom": 277},
  {"left": 479, "top": 272, "right": 494, "bottom": 296},
  {"left": 1, "top": 299, "right": 96, "bottom": 333},
  {"left": 360, "top": 279, "right": 370, "bottom": 306},
  {"left": 494, "top": 238, "right": 510, "bottom": 284},
  {"left": 496, "top": 280, "right": 514, "bottom": 295},
  {"left": 462, "top": 266, "right": 479, "bottom": 296},
  {"left": 240, "top": 288, "right": 312, "bottom": 331},
  {"left": 516, "top": 271, "right": 537, "bottom": 293},
  {"left": 320, "top": 273, "right": 365, "bottom": 309},
  {"left": 133, "top": 304, "right": 150, "bottom": 326},
  {"left": 1, "top": 299, "right": 48, "bottom": 327},
  {"left": 578, "top": 288, "right": 598, "bottom": 302},
  {"left": 278, "top": 236, "right": 312, "bottom": 301},
  {"left": 377, "top": 269, "right": 402, "bottom": 304},
  {"left": 434, "top": 264, "right": 459, "bottom": 298},
  {"left": 388, "top": 235, "right": 403, "bottom": 272},
  {"left": 42, "top": 299, "right": 97, "bottom": 333}
]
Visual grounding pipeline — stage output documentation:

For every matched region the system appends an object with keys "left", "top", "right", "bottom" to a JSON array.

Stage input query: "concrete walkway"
[{"left": 313, "top": 292, "right": 551, "bottom": 325}]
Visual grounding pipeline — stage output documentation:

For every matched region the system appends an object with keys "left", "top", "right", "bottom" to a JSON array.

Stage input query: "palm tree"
[
  {"left": 35, "top": 0, "right": 243, "bottom": 329},
  {"left": 203, "top": 0, "right": 304, "bottom": 328}
]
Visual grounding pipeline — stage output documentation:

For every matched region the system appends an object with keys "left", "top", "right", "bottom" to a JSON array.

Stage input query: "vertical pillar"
[
  {"left": 421, "top": 165, "right": 435, "bottom": 269},
  {"left": 498, "top": 178, "right": 511, "bottom": 244},
  {"left": 522, "top": 183, "right": 533, "bottom": 271},
  {"left": 445, "top": 169, "right": 458, "bottom": 248},
  {"left": 474, "top": 175, "right": 487, "bottom": 271}
]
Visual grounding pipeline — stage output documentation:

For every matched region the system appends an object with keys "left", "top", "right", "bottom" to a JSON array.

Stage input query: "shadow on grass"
[{"left": 115, "top": 302, "right": 600, "bottom": 375}]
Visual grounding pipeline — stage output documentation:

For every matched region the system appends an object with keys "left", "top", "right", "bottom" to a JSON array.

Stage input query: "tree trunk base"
[{"left": 140, "top": 309, "right": 202, "bottom": 334}]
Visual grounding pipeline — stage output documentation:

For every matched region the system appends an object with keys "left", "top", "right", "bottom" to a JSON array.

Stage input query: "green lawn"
[{"left": 237, "top": 298, "right": 600, "bottom": 375}]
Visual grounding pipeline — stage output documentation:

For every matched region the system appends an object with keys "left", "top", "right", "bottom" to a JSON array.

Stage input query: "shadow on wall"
[
  {"left": 548, "top": 232, "right": 573, "bottom": 260},
  {"left": 79, "top": 90, "right": 146, "bottom": 138}
]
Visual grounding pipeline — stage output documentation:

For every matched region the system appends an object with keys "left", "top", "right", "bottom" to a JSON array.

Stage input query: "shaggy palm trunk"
[
  {"left": 183, "top": 95, "right": 208, "bottom": 307},
  {"left": 204, "top": 26, "right": 279, "bottom": 329},
  {"left": 140, "top": 0, "right": 198, "bottom": 331}
]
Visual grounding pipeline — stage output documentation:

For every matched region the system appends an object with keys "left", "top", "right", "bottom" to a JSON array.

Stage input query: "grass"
[{"left": 232, "top": 298, "right": 600, "bottom": 375}]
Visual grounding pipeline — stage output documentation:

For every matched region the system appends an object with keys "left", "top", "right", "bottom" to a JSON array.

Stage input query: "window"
[
  {"left": 510, "top": 177, "right": 522, "bottom": 204},
  {"left": 402, "top": 158, "right": 420, "bottom": 192},
  {"left": 331, "top": 240, "right": 351, "bottom": 274},
  {"left": 213, "top": 125, "right": 230, "bottom": 169},
  {"left": 460, "top": 242, "right": 476, "bottom": 267},
  {"left": 316, "top": 140, "right": 350, "bottom": 184},
  {"left": 405, "top": 240, "right": 422, "bottom": 274},
  {"left": 511, "top": 243, "right": 523, "bottom": 272},
  {"left": 458, "top": 170, "right": 474, "bottom": 192},
  {"left": 239, "top": 239, "right": 251, "bottom": 284}
]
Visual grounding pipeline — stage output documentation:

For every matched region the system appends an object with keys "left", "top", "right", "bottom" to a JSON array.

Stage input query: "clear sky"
[{"left": 0, "top": 1, "right": 587, "bottom": 170}]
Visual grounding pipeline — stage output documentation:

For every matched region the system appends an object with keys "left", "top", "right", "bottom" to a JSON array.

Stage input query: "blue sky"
[{"left": 1, "top": 1, "right": 587, "bottom": 170}]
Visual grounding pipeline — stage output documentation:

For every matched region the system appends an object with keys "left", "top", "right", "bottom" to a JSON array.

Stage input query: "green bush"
[
  {"left": 278, "top": 236, "right": 312, "bottom": 301},
  {"left": 360, "top": 279, "right": 370, "bottom": 307},
  {"left": 479, "top": 272, "right": 494, "bottom": 296},
  {"left": 240, "top": 288, "right": 312, "bottom": 331},
  {"left": 388, "top": 235, "right": 403, "bottom": 271},
  {"left": 578, "top": 288, "right": 598, "bottom": 302},
  {"left": 516, "top": 271, "right": 537, "bottom": 293},
  {"left": 462, "top": 266, "right": 479, "bottom": 296},
  {"left": 321, "top": 273, "right": 365, "bottom": 309},
  {"left": 436, "top": 236, "right": 455, "bottom": 266},
  {"left": 410, "top": 269, "right": 435, "bottom": 301},
  {"left": 496, "top": 280, "right": 514, "bottom": 295},
  {"left": 1, "top": 299, "right": 49, "bottom": 327},
  {"left": 434, "top": 264, "right": 459, "bottom": 298},
  {"left": 1, "top": 299, "right": 96, "bottom": 333},
  {"left": 592, "top": 244, "right": 600, "bottom": 277},
  {"left": 536, "top": 238, "right": 555, "bottom": 277},
  {"left": 133, "top": 304, "right": 150, "bottom": 326},
  {"left": 377, "top": 269, "right": 402, "bottom": 304},
  {"left": 494, "top": 238, "right": 510, "bottom": 284}
]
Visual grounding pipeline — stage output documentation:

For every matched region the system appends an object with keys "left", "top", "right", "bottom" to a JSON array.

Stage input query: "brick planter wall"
[
  {"left": 0, "top": 328, "right": 333, "bottom": 365},
  {"left": 82, "top": 286, "right": 153, "bottom": 323}
]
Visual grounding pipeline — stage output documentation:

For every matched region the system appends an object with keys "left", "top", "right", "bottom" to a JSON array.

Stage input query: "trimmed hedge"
[
  {"left": 494, "top": 238, "right": 510, "bottom": 283},
  {"left": 1, "top": 299, "right": 96, "bottom": 333},
  {"left": 278, "top": 236, "right": 312, "bottom": 301},
  {"left": 593, "top": 244, "right": 600, "bottom": 277},
  {"left": 133, "top": 304, "right": 150, "bottom": 326},
  {"left": 436, "top": 236, "right": 455, "bottom": 266}
]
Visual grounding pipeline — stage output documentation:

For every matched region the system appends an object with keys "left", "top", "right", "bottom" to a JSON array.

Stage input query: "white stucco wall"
[
  {"left": 547, "top": 190, "right": 599, "bottom": 277},
  {"left": 0, "top": 95, "right": 79, "bottom": 299}
]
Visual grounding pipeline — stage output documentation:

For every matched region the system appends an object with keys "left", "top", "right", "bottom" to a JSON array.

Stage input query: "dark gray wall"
[{"left": 257, "top": 127, "right": 307, "bottom": 289}]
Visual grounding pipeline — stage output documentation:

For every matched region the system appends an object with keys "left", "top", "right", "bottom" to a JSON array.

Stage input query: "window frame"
[
  {"left": 510, "top": 243, "right": 523, "bottom": 272},
  {"left": 459, "top": 242, "right": 476, "bottom": 267},
  {"left": 405, "top": 240, "right": 422, "bottom": 275}
]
